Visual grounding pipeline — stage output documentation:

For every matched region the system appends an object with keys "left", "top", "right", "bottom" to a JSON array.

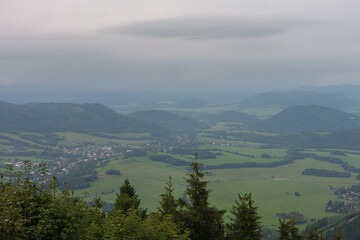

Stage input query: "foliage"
[
  {"left": 105, "top": 169, "right": 121, "bottom": 175},
  {"left": 275, "top": 212, "right": 306, "bottom": 225},
  {"left": 104, "top": 209, "right": 190, "bottom": 240},
  {"left": 113, "top": 178, "right": 147, "bottom": 218},
  {"left": 169, "top": 147, "right": 219, "bottom": 159},
  {"left": 158, "top": 176, "right": 177, "bottom": 216},
  {"left": 261, "top": 153, "right": 272, "bottom": 159},
  {"left": 181, "top": 155, "right": 226, "bottom": 240},
  {"left": 0, "top": 161, "right": 101, "bottom": 239},
  {"left": 226, "top": 193, "right": 262, "bottom": 240},
  {"left": 277, "top": 218, "right": 302, "bottom": 240},
  {"left": 302, "top": 168, "right": 351, "bottom": 178},
  {"left": 0, "top": 162, "right": 189, "bottom": 239},
  {"left": 123, "top": 149, "right": 148, "bottom": 159},
  {"left": 325, "top": 200, "right": 359, "bottom": 214},
  {"left": 58, "top": 160, "right": 98, "bottom": 189},
  {"left": 304, "top": 225, "right": 324, "bottom": 240}
]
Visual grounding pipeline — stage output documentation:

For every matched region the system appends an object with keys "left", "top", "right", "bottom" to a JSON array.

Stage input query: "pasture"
[{"left": 77, "top": 149, "right": 359, "bottom": 228}]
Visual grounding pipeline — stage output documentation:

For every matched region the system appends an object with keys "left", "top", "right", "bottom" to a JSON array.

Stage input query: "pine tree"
[
  {"left": 182, "top": 154, "right": 225, "bottom": 240},
  {"left": 278, "top": 218, "right": 303, "bottom": 240},
  {"left": 226, "top": 193, "right": 262, "bottom": 240},
  {"left": 113, "top": 178, "right": 146, "bottom": 217},
  {"left": 158, "top": 176, "right": 177, "bottom": 216},
  {"left": 305, "top": 225, "right": 324, "bottom": 240}
]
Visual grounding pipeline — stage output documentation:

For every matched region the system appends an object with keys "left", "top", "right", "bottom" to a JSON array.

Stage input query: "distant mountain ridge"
[
  {"left": 298, "top": 84, "right": 360, "bottom": 102},
  {"left": 0, "top": 101, "right": 206, "bottom": 135},
  {"left": 257, "top": 105, "right": 360, "bottom": 133},
  {"left": 238, "top": 90, "right": 357, "bottom": 110}
]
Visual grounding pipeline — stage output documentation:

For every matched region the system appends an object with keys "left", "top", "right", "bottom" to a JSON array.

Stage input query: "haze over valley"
[{"left": 2, "top": 1, "right": 360, "bottom": 239}]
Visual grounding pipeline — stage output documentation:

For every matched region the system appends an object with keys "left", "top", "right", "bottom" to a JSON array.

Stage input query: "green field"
[
  {"left": 77, "top": 152, "right": 358, "bottom": 228},
  {"left": 2, "top": 127, "right": 360, "bottom": 230},
  {"left": 304, "top": 150, "right": 360, "bottom": 169}
]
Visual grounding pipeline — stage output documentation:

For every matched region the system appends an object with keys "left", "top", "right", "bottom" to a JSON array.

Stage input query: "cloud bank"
[{"left": 102, "top": 16, "right": 304, "bottom": 39}]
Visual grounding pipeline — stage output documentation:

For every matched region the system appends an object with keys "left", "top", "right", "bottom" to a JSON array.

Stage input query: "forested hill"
[
  {"left": 257, "top": 105, "right": 360, "bottom": 133},
  {"left": 127, "top": 110, "right": 208, "bottom": 133},
  {"left": 0, "top": 101, "right": 206, "bottom": 135},
  {"left": 238, "top": 90, "right": 357, "bottom": 110},
  {"left": 311, "top": 211, "right": 360, "bottom": 239}
]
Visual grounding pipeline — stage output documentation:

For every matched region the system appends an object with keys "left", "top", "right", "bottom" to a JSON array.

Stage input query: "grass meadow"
[{"left": 77, "top": 150, "right": 359, "bottom": 228}]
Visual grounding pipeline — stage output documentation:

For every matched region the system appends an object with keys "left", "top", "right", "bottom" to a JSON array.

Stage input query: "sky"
[{"left": 1, "top": 0, "right": 360, "bottom": 102}]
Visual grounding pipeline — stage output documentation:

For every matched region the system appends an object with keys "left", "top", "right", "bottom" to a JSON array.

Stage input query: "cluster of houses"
[{"left": 1, "top": 143, "right": 146, "bottom": 180}]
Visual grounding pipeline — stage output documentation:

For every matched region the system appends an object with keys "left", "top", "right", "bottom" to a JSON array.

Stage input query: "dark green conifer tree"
[
  {"left": 113, "top": 178, "right": 146, "bottom": 217},
  {"left": 278, "top": 218, "right": 303, "bottom": 240},
  {"left": 305, "top": 225, "right": 324, "bottom": 240},
  {"left": 226, "top": 193, "right": 262, "bottom": 240},
  {"left": 183, "top": 154, "right": 225, "bottom": 240},
  {"left": 158, "top": 176, "right": 177, "bottom": 216}
]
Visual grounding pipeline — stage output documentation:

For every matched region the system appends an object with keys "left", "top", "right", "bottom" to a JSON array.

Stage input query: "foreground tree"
[
  {"left": 105, "top": 209, "right": 189, "bottom": 239},
  {"left": 305, "top": 225, "right": 324, "bottom": 240},
  {"left": 0, "top": 161, "right": 97, "bottom": 239},
  {"left": 182, "top": 154, "right": 226, "bottom": 240},
  {"left": 158, "top": 176, "right": 177, "bottom": 217},
  {"left": 113, "top": 178, "right": 147, "bottom": 217},
  {"left": 278, "top": 218, "right": 303, "bottom": 240},
  {"left": 226, "top": 193, "right": 262, "bottom": 240}
]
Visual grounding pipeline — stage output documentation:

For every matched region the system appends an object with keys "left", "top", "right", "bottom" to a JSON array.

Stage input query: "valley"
[{"left": 2, "top": 91, "right": 360, "bottom": 237}]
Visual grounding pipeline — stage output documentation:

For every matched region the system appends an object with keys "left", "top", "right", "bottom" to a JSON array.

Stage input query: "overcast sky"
[{"left": 1, "top": 0, "right": 360, "bottom": 102}]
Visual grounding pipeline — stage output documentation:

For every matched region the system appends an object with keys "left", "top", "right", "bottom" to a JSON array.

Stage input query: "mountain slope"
[
  {"left": 0, "top": 101, "right": 206, "bottom": 135},
  {"left": 0, "top": 102, "right": 137, "bottom": 133},
  {"left": 238, "top": 91, "right": 357, "bottom": 110},
  {"left": 298, "top": 84, "right": 360, "bottom": 102},
  {"left": 309, "top": 211, "right": 360, "bottom": 240},
  {"left": 257, "top": 105, "right": 360, "bottom": 133}
]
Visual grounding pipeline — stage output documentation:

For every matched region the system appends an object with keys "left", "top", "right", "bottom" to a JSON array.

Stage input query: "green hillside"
[
  {"left": 0, "top": 101, "right": 206, "bottom": 136},
  {"left": 257, "top": 105, "right": 360, "bottom": 133}
]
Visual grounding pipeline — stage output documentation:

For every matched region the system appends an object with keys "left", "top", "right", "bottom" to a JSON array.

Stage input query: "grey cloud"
[{"left": 101, "top": 16, "right": 305, "bottom": 39}]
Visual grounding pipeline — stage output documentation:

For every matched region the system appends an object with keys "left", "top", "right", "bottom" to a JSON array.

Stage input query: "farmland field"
[
  {"left": 2, "top": 119, "right": 360, "bottom": 230},
  {"left": 77, "top": 148, "right": 359, "bottom": 228}
]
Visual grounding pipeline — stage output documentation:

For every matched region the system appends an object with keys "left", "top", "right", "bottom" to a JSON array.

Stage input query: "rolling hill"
[
  {"left": 298, "top": 84, "right": 360, "bottom": 102},
  {"left": 257, "top": 105, "right": 360, "bottom": 133},
  {"left": 0, "top": 101, "right": 206, "bottom": 135},
  {"left": 238, "top": 90, "right": 357, "bottom": 110}
]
